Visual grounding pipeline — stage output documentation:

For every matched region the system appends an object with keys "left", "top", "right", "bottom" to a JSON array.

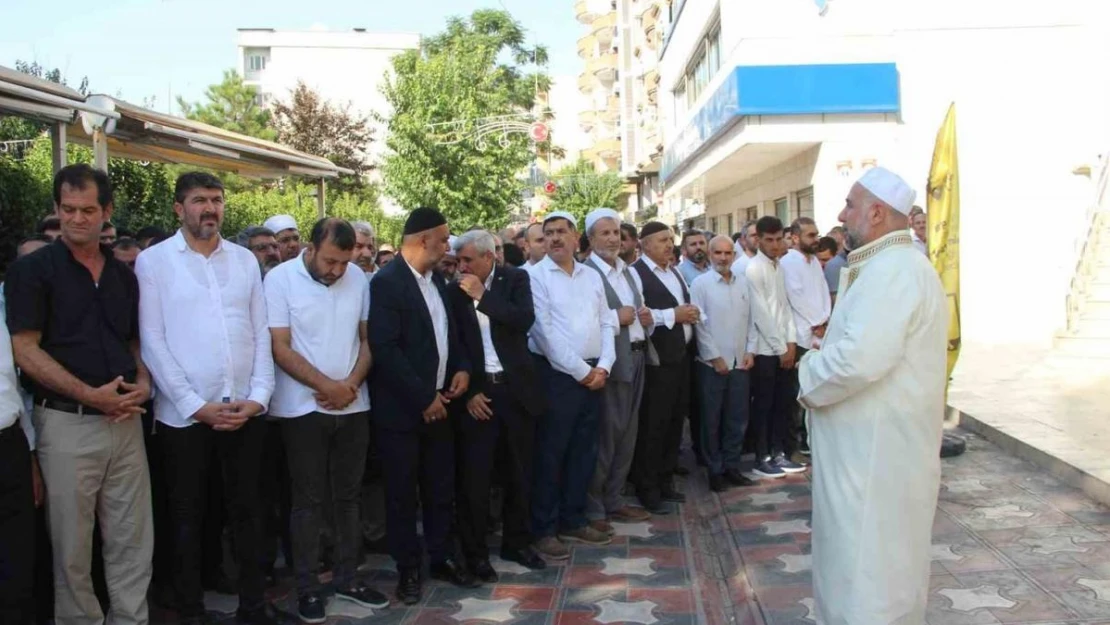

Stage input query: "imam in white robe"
[{"left": 797, "top": 231, "right": 948, "bottom": 625}]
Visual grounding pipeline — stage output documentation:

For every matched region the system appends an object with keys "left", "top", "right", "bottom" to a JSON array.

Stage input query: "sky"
[{"left": 0, "top": 0, "right": 580, "bottom": 115}]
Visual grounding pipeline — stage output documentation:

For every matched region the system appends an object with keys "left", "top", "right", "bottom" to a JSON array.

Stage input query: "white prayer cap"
[
  {"left": 445, "top": 235, "right": 458, "bottom": 257},
  {"left": 543, "top": 211, "right": 578, "bottom": 229},
  {"left": 263, "top": 214, "right": 298, "bottom": 234},
  {"left": 585, "top": 208, "right": 621, "bottom": 233},
  {"left": 856, "top": 167, "right": 917, "bottom": 216}
]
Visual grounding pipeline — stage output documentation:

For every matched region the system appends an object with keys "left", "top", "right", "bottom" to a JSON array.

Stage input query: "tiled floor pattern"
[{"left": 180, "top": 430, "right": 1110, "bottom": 624}]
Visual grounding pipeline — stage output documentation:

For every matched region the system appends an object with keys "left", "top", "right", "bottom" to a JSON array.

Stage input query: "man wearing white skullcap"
[
  {"left": 526, "top": 209, "right": 617, "bottom": 559},
  {"left": 581, "top": 208, "right": 654, "bottom": 533},
  {"left": 264, "top": 214, "right": 302, "bottom": 262},
  {"left": 799, "top": 166, "right": 947, "bottom": 625},
  {"left": 438, "top": 235, "right": 460, "bottom": 281}
]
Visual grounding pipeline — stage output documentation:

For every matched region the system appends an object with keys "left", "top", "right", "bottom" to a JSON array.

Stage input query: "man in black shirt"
[{"left": 5, "top": 164, "right": 154, "bottom": 625}]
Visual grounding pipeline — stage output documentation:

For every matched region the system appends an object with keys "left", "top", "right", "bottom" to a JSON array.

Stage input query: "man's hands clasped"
[
  {"left": 84, "top": 376, "right": 151, "bottom": 423},
  {"left": 192, "top": 400, "right": 265, "bottom": 431}
]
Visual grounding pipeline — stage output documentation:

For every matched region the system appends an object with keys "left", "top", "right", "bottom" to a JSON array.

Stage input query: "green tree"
[
  {"left": 381, "top": 9, "right": 549, "bottom": 230},
  {"left": 272, "top": 82, "right": 375, "bottom": 195},
  {"left": 177, "top": 70, "right": 276, "bottom": 141},
  {"left": 0, "top": 60, "right": 89, "bottom": 141},
  {"left": 544, "top": 159, "right": 628, "bottom": 227}
]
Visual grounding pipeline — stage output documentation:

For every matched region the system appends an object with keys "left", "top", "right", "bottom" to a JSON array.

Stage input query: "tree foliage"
[
  {"left": 272, "top": 82, "right": 374, "bottom": 192},
  {"left": 222, "top": 183, "right": 402, "bottom": 245},
  {"left": 544, "top": 159, "right": 628, "bottom": 227},
  {"left": 0, "top": 60, "right": 89, "bottom": 142},
  {"left": 177, "top": 70, "right": 276, "bottom": 141},
  {"left": 382, "top": 9, "right": 549, "bottom": 230}
]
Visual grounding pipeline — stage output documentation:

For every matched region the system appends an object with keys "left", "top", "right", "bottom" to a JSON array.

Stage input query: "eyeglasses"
[
  {"left": 277, "top": 235, "right": 301, "bottom": 245},
  {"left": 251, "top": 242, "right": 280, "bottom": 252}
]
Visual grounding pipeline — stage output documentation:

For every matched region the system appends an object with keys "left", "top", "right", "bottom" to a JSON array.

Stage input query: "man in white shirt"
[
  {"left": 0, "top": 292, "right": 37, "bottom": 624},
  {"left": 581, "top": 209, "right": 654, "bottom": 535},
  {"left": 731, "top": 220, "right": 757, "bottom": 275},
  {"left": 690, "top": 236, "right": 761, "bottom": 493},
  {"left": 745, "top": 216, "right": 806, "bottom": 480},
  {"left": 781, "top": 217, "right": 832, "bottom": 456},
  {"left": 523, "top": 222, "right": 546, "bottom": 266},
  {"left": 527, "top": 211, "right": 617, "bottom": 559},
  {"left": 910, "top": 206, "right": 929, "bottom": 255},
  {"left": 630, "top": 222, "right": 700, "bottom": 512},
  {"left": 265, "top": 218, "right": 388, "bottom": 621},
  {"left": 137, "top": 172, "right": 279, "bottom": 625}
]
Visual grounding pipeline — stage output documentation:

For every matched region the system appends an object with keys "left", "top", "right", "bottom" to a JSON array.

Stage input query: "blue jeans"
[
  {"left": 531, "top": 356, "right": 600, "bottom": 538},
  {"left": 697, "top": 362, "right": 751, "bottom": 475}
]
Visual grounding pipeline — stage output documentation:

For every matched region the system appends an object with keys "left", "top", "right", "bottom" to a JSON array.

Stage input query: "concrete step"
[
  {"left": 1085, "top": 301, "right": 1110, "bottom": 317},
  {"left": 1085, "top": 283, "right": 1110, "bottom": 301},
  {"left": 1053, "top": 334, "right": 1110, "bottom": 358},
  {"left": 1072, "top": 317, "right": 1110, "bottom": 335}
]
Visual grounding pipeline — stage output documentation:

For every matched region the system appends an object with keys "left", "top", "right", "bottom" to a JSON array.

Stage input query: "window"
[
  {"left": 796, "top": 187, "right": 815, "bottom": 220},
  {"left": 247, "top": 54, "right": 266, "bottom": 71},
  {"left": 774, "top": 197, "right": 789, "bottom": 223},
  {"left": 724, "top": 214, "right": 733, "bottom": 237},
  {"left": 745, "top": 206, "right": 758, "bottom": 221},
  {"left": 681, "top": 20, "right": 722, "bottom": 105},
  {"left": 709, "top": 217, "right": 718, "bottom": 234}
]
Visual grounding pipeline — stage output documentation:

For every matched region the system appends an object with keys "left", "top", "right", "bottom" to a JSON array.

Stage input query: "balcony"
[
  {"left": 578, "top": 109, "right": 596, "bottom": 130},
  {"left": 576, "top": 0, "right": 610, "bottom": 25},
  {"left": 642, "top": 5, "right": 659, "bottom": 38},
  {"left": 578, "top": 71, "right": 595, "bottom": 94},
  {"left": 592, "top": 11, "right": 617, "bottom": 45},
  {"left": 577, "top": 33, "right": 595, "bottom": 59},
  {"left": 595, "top": 137, "right": 621, "bottom": 159},
  {"left": 600, "top": 96, "right": 620, "bottom": 123},
  {"left": 589, "top": 51, "right": 618, "bottom": 83}
]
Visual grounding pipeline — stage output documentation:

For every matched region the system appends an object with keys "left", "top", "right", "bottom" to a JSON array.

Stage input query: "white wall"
[{"left": 658, "top": 0, "right": 1110, "bottom": 347}]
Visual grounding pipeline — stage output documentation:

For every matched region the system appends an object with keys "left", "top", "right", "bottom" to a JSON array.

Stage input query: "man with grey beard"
[
  {"left": 351, "top": 221, "right": 379, "bottom": 280},
  {"left": 581, "top": 209, "right": 654, "bottom": 534}
]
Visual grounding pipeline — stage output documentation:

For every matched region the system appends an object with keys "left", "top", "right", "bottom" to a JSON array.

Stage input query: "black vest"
[{"left": 632, "top": 259, "right": 690, "bottom": 366}]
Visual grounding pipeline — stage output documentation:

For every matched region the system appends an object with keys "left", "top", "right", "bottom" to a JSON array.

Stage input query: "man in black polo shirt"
[{"left": 5, "top": 164, "right": 154, "bottom": 625}]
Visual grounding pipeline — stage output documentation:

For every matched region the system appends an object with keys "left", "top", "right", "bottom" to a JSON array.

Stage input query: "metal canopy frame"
[{"left": 0, "top": 64, "right": 349, "bottom": 216}]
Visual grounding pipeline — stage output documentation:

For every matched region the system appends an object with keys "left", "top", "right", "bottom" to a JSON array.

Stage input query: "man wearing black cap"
[
  {"left": 369, "top": 207, "right": 475, "bottom": 604},
  {"left": 630, "top": 222, "right": 701, "bottom": 512}
]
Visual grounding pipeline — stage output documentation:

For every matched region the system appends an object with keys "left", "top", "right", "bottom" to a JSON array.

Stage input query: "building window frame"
[{"left": 774, "top": 197, "right": 789, "bottom": 223}]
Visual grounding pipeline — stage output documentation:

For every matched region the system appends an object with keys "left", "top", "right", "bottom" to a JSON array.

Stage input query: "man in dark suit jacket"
[
  {"left": 369, "top": 208, "right": 475, "bottom": 604},
  {"left": 448, "top": 230, "right": 547, "bottom": 581}
]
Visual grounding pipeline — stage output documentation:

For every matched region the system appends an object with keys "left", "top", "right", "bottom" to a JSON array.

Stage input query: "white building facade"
[
  {"left": 658, "top": 0, "right": 1109, "bottom": 347},
  {"left": 237, "top": 28, "right": 421, "bottom": 209}
]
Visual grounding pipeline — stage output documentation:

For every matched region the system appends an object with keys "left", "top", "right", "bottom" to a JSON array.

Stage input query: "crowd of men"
[{"left": 0, "top": 162, "right": 943, "bottom": 625}]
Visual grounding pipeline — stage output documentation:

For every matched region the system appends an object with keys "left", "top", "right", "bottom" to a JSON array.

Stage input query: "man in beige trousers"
[{"left": 5, "top": 164, "right": 153, "bottom": 625}]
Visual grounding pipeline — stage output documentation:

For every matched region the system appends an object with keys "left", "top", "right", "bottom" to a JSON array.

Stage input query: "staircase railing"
[{"left": 1065, "top": 153, "right": 1110, "bottom": 333}]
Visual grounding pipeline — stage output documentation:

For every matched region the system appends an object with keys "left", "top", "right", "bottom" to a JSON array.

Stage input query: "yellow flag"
[{"left": 927, "top": 103, "right": 961, "bottom": 379}]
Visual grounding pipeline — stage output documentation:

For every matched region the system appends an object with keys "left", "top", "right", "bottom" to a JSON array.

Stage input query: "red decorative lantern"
[{"left": 543, "top": 180, "right": 557, "bottom": 194}]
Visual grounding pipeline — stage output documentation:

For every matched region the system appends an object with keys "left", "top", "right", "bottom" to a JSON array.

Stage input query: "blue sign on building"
[{"left": 661, "top": 63, "right": 901, "bottom": 183}]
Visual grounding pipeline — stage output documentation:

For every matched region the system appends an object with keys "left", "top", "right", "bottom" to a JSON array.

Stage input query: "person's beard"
[{"left": 187, "top": 212, "right": 220, "bottom": 240}]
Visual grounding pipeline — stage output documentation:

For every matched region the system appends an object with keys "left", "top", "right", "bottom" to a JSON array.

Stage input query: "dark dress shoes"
[
  {"left": 708, "top": 473, "right": 729, "bottom": 493},
  {"left": 396, "top": 567, "right": 422, "bottom": 606},
  {"left": 430, "top": 557, "right": 480, "bottom": 588},
  {"left": 470, "top": 558, "right": 499, "bottom": 584},
  {"left": 725, "top": 469, "right": 755, "bottom": 487},
  {"left": 500, "top": 546, "right": 547, "bottom": 570},
  {"left": 660, "top": 484, "right": 687, "bottom": 503}
]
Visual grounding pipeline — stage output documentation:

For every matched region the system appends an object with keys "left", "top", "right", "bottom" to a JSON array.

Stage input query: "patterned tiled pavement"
[{"left": 181, "top": 429, "right": 1110, "bottom": 624}]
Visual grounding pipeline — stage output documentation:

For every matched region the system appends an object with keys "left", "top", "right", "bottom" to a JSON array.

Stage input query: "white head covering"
[
  {"left": 856, "top": 167, "right": 916, "bottom": 216},
  {"left": 263, "top": 214, "right": 298, "bottom": 234},
  {"left": 584, "top": 208, "right": 621, "bottom": 234},
  {"left": 445, "top": 235, "right": 458, "bottom": 257},
  {"left": 542, "top": 211, "right": 578, "bottom": 229}
]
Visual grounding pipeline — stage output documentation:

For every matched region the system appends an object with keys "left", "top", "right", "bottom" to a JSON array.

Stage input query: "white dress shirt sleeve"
[
  {"left": 746, "top": 263, "right": 788, "bottom": 356},
  {"left": 783, "top": 256, "right": 829, "bottom": 330},
  {"left": 690, "top": 279, "right": 720, "bottom": 362},
  {"left": 136, "top": 253, "right": 208, "bottom": 422},
  {"left": 629, "top": 270, "right": 672, "bottom": 329},
  {"left": 265, "top": 270, "right": 290, "bottom": 329},
  {"left": 246, "top": 259, "right": 275, "bottom": 409},
  {"left": 596, "top": 277, "right": 617, "bottom": 373},
  {"left": 530, "top": 271, "right": 592, "bottom": 382}
]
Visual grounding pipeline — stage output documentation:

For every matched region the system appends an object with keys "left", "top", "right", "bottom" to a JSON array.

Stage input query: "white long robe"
[{"left": 798, "top": 231, "right": 947, "bottom": 625}]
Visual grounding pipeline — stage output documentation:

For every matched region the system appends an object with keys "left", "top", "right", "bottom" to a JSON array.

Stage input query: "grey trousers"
[
  {"left": 34, "top": 407, "right": 152, "bottom": 625},
  {"left": 586, "top": 351, "right": 645, "bottom": 520}
]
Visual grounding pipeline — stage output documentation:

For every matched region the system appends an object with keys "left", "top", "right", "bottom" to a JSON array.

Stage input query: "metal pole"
[
  {"left": 316, "top": 178, "right": 326, "bottom": 218},
  {"left": 50, "top": 122, "right": 67, "bottom": 175},
  {"left": 92, "top": 127, "right": 108, "bottom": 171}
]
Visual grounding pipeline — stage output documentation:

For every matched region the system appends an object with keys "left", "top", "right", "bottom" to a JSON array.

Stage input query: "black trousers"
[
  {"left": 282, "top": 412, "right": 369, "bottom": 594},
  {"left": 781, "top": 346, "right": 808, "bottom": 454},
  {"left": 750, "top": 355, "right": 795, "bottom": 459},
  {"left": 687, "top": 357, "right": 701, "bottom": 462},
  {"left": 0, "top": 424, "right": 34, "bottom": 624},
  {"left": 631, "top": 355, "right": 691, "bottom": 498},
  {"left": 377, "top": 419, "right": 455, "bottom": 570},
  {"left": 259, "top": 419, "right": 293, "bottom": 575},
  {"left": 159, "top": 418, "right": 266, "bottom": 617},
  {"left": 455, "top": 383, "right": 534, "bottom": 560}
]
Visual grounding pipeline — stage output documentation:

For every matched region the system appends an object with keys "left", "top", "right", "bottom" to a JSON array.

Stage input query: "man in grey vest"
[{"left": 582, "top": 209, "right": 654, "bottom": 533}]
